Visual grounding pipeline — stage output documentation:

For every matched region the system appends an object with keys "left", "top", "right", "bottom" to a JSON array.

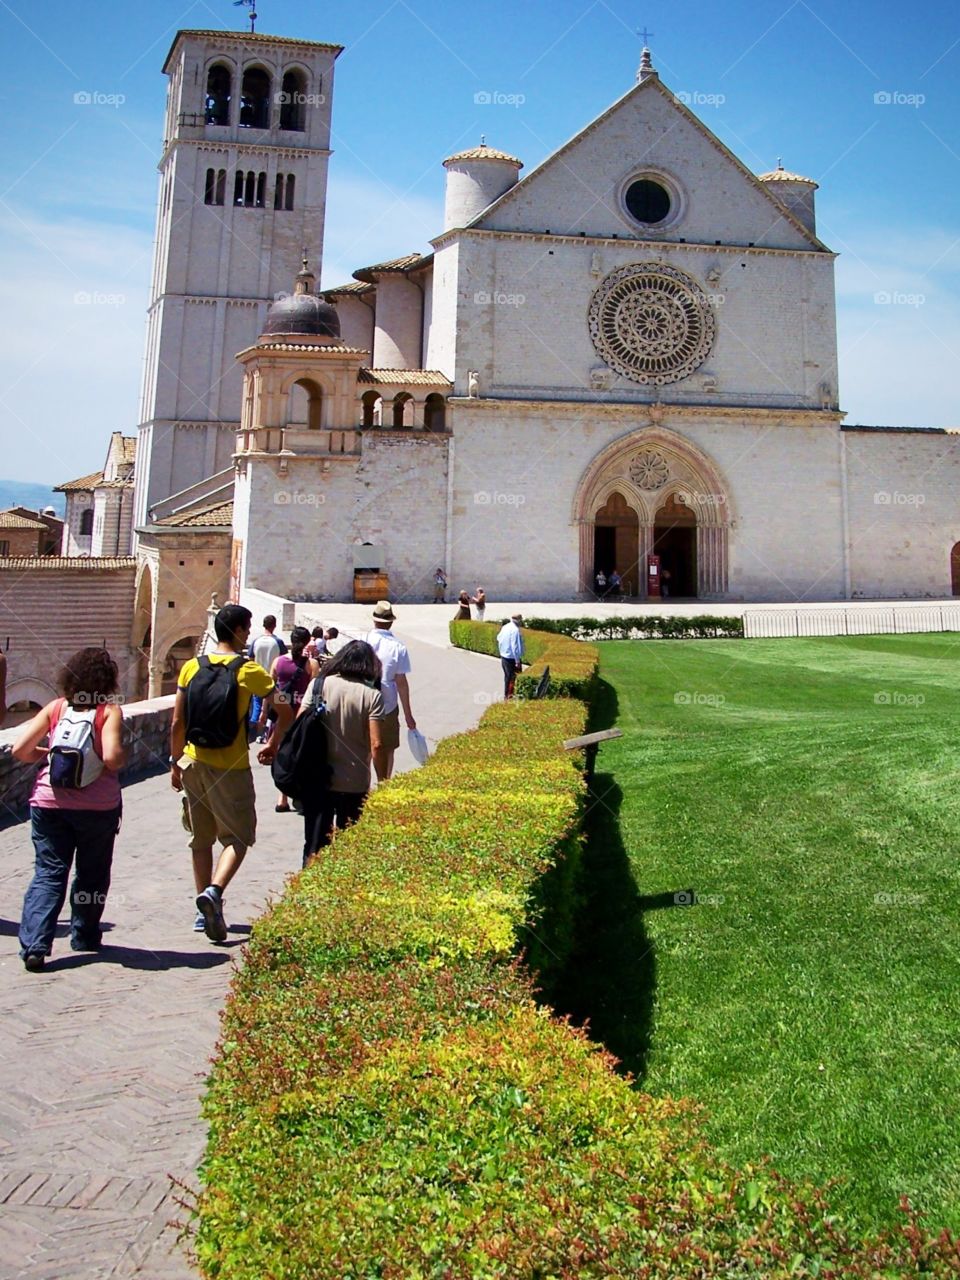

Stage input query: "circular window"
[
  {"left": 588, "top": 263, "right": 716, "bottom": 385},
  {"left": 625, "top": 178, "right": 671, "bottom": 224}
]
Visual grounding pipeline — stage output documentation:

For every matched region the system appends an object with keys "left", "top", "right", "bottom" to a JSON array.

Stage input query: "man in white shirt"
[
  {"left": 366, "top": 600, "right": 416, "bottom": 779},
  {"left": 250, "top": 615, "right": 282, "bottom": 740},
  {"left": 496, "top": 613, "right": 525, "bottom": 699}
]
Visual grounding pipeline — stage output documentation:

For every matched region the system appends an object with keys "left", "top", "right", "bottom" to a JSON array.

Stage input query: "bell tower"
[{"left": 132, "top": 27, "right": 343, "bottom": 538}]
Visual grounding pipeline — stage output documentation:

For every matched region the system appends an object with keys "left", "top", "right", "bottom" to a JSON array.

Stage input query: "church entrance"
[
  {"left": 593, "top": 492, "right": 640, "bottom": 595},
  {"left": 952, "top": 543, "right": 960, "bottom": 596},
  {"left": 653, "top": 494, "right": 697, "bottom": 598}
]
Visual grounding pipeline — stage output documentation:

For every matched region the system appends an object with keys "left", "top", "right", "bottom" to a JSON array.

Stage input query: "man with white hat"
[
  {"left": 496, "top": 613, "right": 525, "bottom": 699},
  {"left": 366, "top": 600, "right": 416, "bottom": 779}
]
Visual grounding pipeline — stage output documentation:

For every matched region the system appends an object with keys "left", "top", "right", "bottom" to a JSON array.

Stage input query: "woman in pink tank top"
[
  {"left": 268, "top": 627, "right": 319, "bottom": 812},
  {"left": 12, "top": 648, "right": 126, "bottom": 972}
]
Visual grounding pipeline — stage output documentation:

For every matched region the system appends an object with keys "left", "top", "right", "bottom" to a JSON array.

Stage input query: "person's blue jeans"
[{"left": 18, "top": 805, "right": 122, "bottom": 957}]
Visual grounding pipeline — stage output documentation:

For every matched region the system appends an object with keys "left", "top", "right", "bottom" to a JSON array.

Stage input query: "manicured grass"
[{"left": 563, "top": 634, "right": 960, "bottom": 1234}]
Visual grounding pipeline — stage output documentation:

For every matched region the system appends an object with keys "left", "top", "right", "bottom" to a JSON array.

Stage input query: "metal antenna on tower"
[{"left": 233, "top": 0, "right": 258, "bottom": 33}]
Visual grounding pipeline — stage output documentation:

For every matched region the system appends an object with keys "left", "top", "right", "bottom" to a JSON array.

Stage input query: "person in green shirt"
[{"left": 170, "top": 603, "right": 275, "bottom": 942}]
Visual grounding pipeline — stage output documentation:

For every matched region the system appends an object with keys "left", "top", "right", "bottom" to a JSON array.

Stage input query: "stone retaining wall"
[{"left": 0, "top": 696, "right": 175, "bottom": 825}]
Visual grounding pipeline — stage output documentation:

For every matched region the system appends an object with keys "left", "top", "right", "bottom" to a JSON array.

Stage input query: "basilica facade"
[{"left": 121, "top": 27, "right": 960, "bottom": 691}]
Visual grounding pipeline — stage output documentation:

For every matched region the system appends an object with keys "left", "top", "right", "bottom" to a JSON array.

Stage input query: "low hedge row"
[
  {"left": 192, "top": 632, "right": 959, "bottom": 1277},
  {"left": 449, "top": 619, "right": 600, "bottom": 698},
  {"left": 523, "top": 612, "right": 745, "bottom": 640}
]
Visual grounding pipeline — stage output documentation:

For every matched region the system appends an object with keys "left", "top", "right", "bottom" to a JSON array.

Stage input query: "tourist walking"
[
  {"left": 13, "top": 647, "right": 126, "bottom": 970},
  {"left": 471, "top": 586, "right": 486, "bottom": 621},
  {"left": 497, "top": 613, "right": 525, "bottom": 699},
  {"left": 269, "top": 626, "right": 319, "bottom": 812},
  {"left": 170, "top": 603, "right": 274, "bottom": 942},
  {"left": 433, "top": 567, "right": 447, "bottom": 603},
  {"left": 294, "top": 640, "right": 386, "bottom": 864},
  {"left": 366, "top": 600, "right": 416, "bottom": 780},
  {"left": 249, "top": 614, "right": 283, "bottom": 740},
  {"left": 453, "top": 590, "right": 472, "bottom": 621},
  {"left": 595, "top": 569, "right": 607, "bottom": 599},
  {"left": 305, "top": 626, "right": 327, "bottom": 660}
]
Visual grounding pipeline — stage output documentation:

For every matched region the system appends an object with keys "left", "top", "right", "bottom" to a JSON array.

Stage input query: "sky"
[{"left": 0, "top": 0, "right": 958, "bottom": 486}]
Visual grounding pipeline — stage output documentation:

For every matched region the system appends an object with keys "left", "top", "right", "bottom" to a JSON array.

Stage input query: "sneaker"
[
  {"left": 70, "top": 937, "right": 101, "bottom": 953},
  {"left": 195, "top": 886, "right": 227, "bottom": 943},
  {"left": 193, "top": 911, "right": 206, "bottom": 932},
  {"left": 23, "top": 953, "right": 45, "bottom": 973}
]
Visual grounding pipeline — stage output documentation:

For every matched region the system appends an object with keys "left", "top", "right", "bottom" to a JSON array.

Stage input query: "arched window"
[
  {"left": 279, "top": 70, "right": 306, "bottom": 131},
  {"left": 244, "top": 171, "right": 256, "bottom": 206},
  {"left": 234, "top": 170, "right": 245, "bottom": 205},
  {"left": 274, "top": 173, "right": 284, "bottom": 210},
  {"left": 239, "top": 67, "right": 271, "bottom": 129},
  {"left": 204, "top": 168, "right": 216, "bottom": 204},
  {"left": 205, "top": 64, "right": 231, "bottom": 126},
  {"left": 79, "top": 507, "right": 94, "bottom": 536},
  {"left": 423, "top": 393, "right": 446, "bottom": 431},
  {"left": 215, "top": 169, "right": 226, "bottom": 205},
  {"left": 288, "top": 378, "right": 323, "bottom": 430},
  {"left": 255, "top": 171, "right": 266, "bottom": 208},
  {"left": 285, "top": 173, "right": 295, "bottom": 210},
  {"left": 361, "top": 390, "right": 382, "bottom": 427},
  {"left": 393, "top": 392, "right": 414, "bottom": 428}
]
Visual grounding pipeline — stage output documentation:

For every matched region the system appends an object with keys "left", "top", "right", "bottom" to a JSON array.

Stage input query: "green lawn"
[{"left": 562, "top": 634, "right": 960, "bottom": 1234}]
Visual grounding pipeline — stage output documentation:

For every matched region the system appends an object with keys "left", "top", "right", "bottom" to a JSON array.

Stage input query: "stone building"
[
  {"left": 0, "top": 509, "right": 61, "bottom": 559},
  {"left": 51, "top": 27, "right": 960, "bottom": 682},
  {"left": 57, "top": 433, "right": 136, "bottom": 557}
]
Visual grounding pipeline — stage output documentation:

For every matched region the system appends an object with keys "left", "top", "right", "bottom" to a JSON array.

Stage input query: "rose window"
[
  {"left": 588, "top": 263, "right": 716, "bottom": 385},
  {"left": 629, "top": 451, "right": 670, "bottom": 491}
]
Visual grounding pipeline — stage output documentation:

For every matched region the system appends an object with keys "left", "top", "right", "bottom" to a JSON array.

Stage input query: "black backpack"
[
  {"left": 185, "top": 654, "right": 245, "bottom": 749},
  {"left": 271, "top": 676, "right": 331, "bottom": 802}
]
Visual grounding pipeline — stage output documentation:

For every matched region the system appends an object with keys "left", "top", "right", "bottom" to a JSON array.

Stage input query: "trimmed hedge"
[
  {"left": 192, "top": 630, "right": 960, "bottom": 1278},
  {"left": 524, "top": 612, "right": 745, "bottom": 640},
  {"left": 449, "top": 619, "right": 599, "bottom": 698}
]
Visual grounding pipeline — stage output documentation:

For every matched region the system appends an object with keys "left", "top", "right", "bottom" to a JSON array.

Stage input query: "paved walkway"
[{"left": 0, "top": 634, "right": 503, "bottom": 1279}]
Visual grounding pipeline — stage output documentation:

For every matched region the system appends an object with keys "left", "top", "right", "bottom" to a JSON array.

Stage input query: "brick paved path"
[{"left": 0, "top": 635, "right": 502, "bottom": 1279}]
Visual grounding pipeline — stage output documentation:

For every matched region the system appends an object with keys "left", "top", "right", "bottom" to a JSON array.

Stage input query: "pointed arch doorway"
[
  {"left": 654, "top": 493, "right": 697, "bottom": 598},
  {"left": 594, "top": 491, "right": 640, "bottom": 595}
]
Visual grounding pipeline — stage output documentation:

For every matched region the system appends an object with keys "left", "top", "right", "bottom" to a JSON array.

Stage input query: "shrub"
[
  {"left": 522, "top": 613, "right": 745, "bottom": 640},
  {"left": 449, "top": 619, "right": 599, "bottom": 699},
  {"left": 193, "top": 625, "right": 959, "bottom": 1279}
]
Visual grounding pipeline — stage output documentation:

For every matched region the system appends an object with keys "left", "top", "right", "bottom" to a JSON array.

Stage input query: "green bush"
[
  {"left": 523, "top": 612, "right": 745, "bottom": 640},
  {"left": 449, "top": 619, "right": 599, "bottom": 699},
  {"left": 193, "top": 626, "right": 959, "bottom": 1278}
]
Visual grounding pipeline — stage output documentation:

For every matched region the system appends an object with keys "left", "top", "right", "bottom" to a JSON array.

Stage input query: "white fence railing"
[{"left": 743, "top": 604, "right": 960, "bottom": 638}]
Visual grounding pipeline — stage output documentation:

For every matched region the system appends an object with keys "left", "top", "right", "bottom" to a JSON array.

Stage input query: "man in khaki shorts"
[
  {"left": 169, "top": 603, "right": 274, "bottom": 941},
  {"left": 365, "top": 600, "right": 416, "bottom": 780}
]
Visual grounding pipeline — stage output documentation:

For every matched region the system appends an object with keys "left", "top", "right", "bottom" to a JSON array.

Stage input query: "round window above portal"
[{"left": 620, "top": 170, "right": 684, "bottom": 232}]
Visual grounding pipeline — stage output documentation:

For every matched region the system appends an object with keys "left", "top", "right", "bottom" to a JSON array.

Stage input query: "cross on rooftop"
[{"left": 637, "top": 25, "right": 655, "bottom": 46}]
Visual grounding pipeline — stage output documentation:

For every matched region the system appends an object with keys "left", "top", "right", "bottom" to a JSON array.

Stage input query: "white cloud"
[{"left": 0, "top": 203, "right": 151, "bottom": 484}]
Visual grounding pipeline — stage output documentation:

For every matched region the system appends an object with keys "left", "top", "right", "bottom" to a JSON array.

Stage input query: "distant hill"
[{"left": 0, "top": 481, "right": 66, "bottom": 517}]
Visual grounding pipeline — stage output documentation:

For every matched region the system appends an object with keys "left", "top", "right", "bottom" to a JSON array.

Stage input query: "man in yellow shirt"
[{"left": 170, "top": 603, "right": 274, "bottom": 942}]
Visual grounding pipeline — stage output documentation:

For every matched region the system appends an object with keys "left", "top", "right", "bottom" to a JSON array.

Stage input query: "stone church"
[{"left": 108, "top": 26, "right": 960, "bottom": 691}]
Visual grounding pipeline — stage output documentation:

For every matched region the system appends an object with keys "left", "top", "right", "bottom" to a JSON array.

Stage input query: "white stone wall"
[
  {"left": 334, "top": 296, "right": 374, "bottom": 356},
  {"left": 447, "top": 403, "right": 846, "bottom": 602},
  {"left": 236, "top": 433, "right": 449, "bottom": 602},
  {"left": 443, "top": 232, "right": 837, "bottom": 410},
  {"left": 479, "top": 79, "right": 815, "bottom": 252},
  {"left": 443, "top": 159, "right": 520, "bottom": 231},
  {"left": 425, "top": 242, "right": 459, "bottom": 381},
  {"left": 843, "top": 429, "right": 960, "bottom": 598},
  {"left": 61, "top": 493, "right": 93, "bottom": 557},
  {"left": 371, "top": 275, "right": 423, "bottom": 369}
]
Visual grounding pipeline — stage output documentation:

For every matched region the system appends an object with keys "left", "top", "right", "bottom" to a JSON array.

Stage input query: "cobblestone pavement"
[{"left": 0, "top": 635, "right": 503, "bottom": 1279}]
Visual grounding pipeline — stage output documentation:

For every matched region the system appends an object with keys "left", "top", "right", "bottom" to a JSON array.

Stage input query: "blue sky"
[{"left": 1, "top": 0, "right": 958, "bottom": 485}]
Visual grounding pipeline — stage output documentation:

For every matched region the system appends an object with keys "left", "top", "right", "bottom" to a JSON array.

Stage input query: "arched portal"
[
  {"left": 161, "top": 636, "right": 200, "bottom": 697},
  {"left": 654, "top": 493, "right": 697, "bottom": 598},
  {"left": 951, "top": 542, "right": 960, "bottom": 597},
  {"left": 573, "top": 426, "right": 730, "bottom": 599},
  {"left": 594, "top": 491, "right": 640, "bottom": 595}
]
